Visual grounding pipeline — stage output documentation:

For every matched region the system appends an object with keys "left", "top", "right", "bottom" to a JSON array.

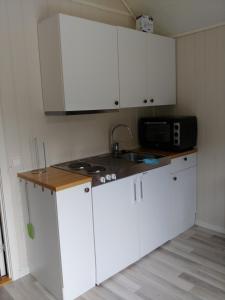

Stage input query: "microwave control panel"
[{"left": 173, "top": 122, "right": 180, "bottom": 146}]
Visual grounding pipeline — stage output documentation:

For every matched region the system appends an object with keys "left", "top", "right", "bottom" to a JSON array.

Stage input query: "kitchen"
[{"left": 0, "top": 0, "right": 225, "bottom": 300}]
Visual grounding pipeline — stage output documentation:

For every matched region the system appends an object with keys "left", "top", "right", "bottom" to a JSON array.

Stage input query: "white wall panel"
[
  {"left": 176, "top": 26, "right": 225, "bottom": 232},
  {"left": 0, "top": 0, "right": 147, "bottom": 279}
]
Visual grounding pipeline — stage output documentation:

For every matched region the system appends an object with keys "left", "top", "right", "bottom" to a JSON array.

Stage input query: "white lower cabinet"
[
  {"left": 24, "top": 182, "right": 95, "bottom": 300},
  {"left": 93, "top": 154, "right": 197, "bottom": 285},
  {"left": 92, "top": 175, "right": 139, "bottom": 284},
  {"left": 92, "top": 165, "right": 171, "bottom": 284},
  {"left": 56, "top": 184, "right": 96, "bottom": 300},
  {"left": 22, "top": 154, "right": 197, "bottom": 299},
  {"left": 170, "top": 166, "right": 197, "bottom": 239},
  {"left": 138, "top": 166, "right": 171, "bottom": 258}
]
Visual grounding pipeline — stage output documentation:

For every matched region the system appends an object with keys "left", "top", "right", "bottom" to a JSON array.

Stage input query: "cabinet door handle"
[
  {"left": 133, "top": 182, "right": 137, "bottom": 203},
  {"left": 140, "top": 180, "right": 143, "bottom": 200},
  {"left": 84, "top": 187, "right": 90, "bottom": 193}
]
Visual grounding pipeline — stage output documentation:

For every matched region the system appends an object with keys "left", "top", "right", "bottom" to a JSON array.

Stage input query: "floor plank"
[{"left": 2, "top": 226, "right": 225, "bottom": 300}]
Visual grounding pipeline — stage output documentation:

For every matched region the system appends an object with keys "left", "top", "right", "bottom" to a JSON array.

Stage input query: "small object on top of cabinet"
[{"left": 136, "top": 15, "right": 154, "bottom": 33}]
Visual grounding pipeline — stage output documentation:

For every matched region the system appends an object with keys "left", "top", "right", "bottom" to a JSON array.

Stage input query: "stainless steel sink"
[
  {"left": 100, "top": 151, "right": 165, "bottom": 164},
  {"left": 119, "top": 152, "right": 164, "bottom": 163}
]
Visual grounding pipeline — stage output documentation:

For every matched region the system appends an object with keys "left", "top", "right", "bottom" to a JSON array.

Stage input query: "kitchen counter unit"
[
  {"left": 18, "top": 168, "right": 95, "bottom": 300},
  {"left": 136, "top": 148, "right": 197, "bottom": 159},
  {"left": 18, "top": 149, "right": 197, "bottom": 300},
  {"left": 18, "top": 167, "right": 91, "bottom": 191},
  {"left": 17, "top": 149, "right": 197, "bottom": 190}
]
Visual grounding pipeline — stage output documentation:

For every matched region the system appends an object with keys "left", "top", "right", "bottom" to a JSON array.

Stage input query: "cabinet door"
[
  {"left": 139, "top": 166, "right": 171, "bottom": 258},
  {"left": 92, "top": 176, "right": 139, "bottom": 284},
  {"left": 56, "top": 183, "right": 95, "bottom": 300},
  {"left": 60, "top": 15, "right": 119, "bottom": 111},
  {"left": 118, "top": 27, "right": 148, "bottom": 108},
  {"left": 170, "top": 166, "right": 197, "bottom": 239},
  {"left": 147, "top": 34, "right": 176, "bottom": 106}
]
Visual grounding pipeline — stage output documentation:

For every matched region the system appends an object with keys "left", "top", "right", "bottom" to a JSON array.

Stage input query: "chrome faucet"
[{"left": 111, "top": 124, "right": 133, "bottom": 155}]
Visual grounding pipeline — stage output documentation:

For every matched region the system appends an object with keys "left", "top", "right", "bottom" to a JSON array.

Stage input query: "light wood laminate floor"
[{"left": 1, "top": 226, "right": 225, "bottom": 300}]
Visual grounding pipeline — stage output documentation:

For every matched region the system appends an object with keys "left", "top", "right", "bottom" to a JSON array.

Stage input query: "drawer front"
[{"left": 170, "top": 153, "right": 197, "bottom": 173}]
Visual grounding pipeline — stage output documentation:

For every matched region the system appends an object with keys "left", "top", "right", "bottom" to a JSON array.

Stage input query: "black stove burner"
[
  {"left": 69, "top": 162, "right": 91, "bottom": 170},
  {"left": 86, "top": 165, "right": 106, "bottom": 174}
]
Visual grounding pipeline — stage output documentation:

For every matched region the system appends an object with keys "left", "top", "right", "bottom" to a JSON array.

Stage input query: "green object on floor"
[{"left": 27, "top": 223, "right": 35, "bottom": 240}]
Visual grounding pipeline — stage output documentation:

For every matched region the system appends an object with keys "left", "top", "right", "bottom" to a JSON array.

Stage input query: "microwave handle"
[{"left": 144, "top": 121, "right": 168, "bottom": 125}]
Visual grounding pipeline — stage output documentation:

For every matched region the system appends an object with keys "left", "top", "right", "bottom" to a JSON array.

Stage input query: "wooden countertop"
[
  {"left": 136, "top": 148, "right": 197, "bottom": 159},
  {"left": 18, "top": 149, "right": 197, "bottom": 192},
  {"left": 18, "top": 167, "right": 91, "bottom": 192}
]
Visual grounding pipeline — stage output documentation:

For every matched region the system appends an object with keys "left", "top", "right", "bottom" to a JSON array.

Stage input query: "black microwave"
[{"left": 139, "top": 116, "right": 197, "bottom": 151}]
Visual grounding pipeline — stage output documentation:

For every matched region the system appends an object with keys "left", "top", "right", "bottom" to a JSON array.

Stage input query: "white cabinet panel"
[
  {"left": 25, "top": 184, "right": 63, "bottom": 300},
  {"left": 170, "top": 166, "right": 197, "bottom": 239},
  {"left": 92, "top": 175, "right": 139, "bottom": 284},
  {"left": 38, "top": 14, "right": 119, "bottom": 112},
  {"left": 24, "top": 182, "right": 95, "bottom": 300},
  {"left": 118, "top": 27, "right": 148, "bottom": 108},
  {"left": 147, "top": 34, "right": 176, "bottom": 106},
  {"left": 57, "top": 183, "right": 95, "bottom": 300},
  {"left": 170, "top": 153, "right": 197, "bottom": 173},
  {"left": 92, "top": 161, "right": 197, "bottom": 284},
  {"left": 138, "top": 166, "right": 171, "bottom": 258},
  {"left": 60, "top": 15, "right": 119, "bottom": 111}
]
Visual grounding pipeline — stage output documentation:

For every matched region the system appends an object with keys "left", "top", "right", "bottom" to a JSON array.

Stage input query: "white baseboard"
[
  {"left": 12, "top": 267, "right": 29, "bottom": 281},
  {"left": 196, "top": 219, "right": 225, "bottom": 234}
]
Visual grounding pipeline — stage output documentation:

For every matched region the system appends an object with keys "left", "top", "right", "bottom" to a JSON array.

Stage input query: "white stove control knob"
[
  {"left": 100, "top": 176, "right": 106, "bottom": 184},
  {"left": 111, "top": 174, "right": 117, "bottom": 180},
  {"left": 105, "top": 174, "right": 112, "bottom": 181}
]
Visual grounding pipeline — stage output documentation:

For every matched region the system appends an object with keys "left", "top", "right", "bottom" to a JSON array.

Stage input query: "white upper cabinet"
[
  {"left": 117, "top": 28, "right": 176, "bottom": 108},
  {"left": 38, "top": 14, "right": 119, "bottom": 112},
  {"left": 147, "top": 34, "right": 176, "bottom": 106},
  {"left": 38, "top": 14, "right": 176, "bottom": 112},
  {"left": 118, "top": 27, "right": 148, "bottom": 108}
]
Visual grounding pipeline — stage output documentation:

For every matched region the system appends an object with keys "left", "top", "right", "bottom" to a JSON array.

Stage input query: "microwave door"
[{"left": 142, "top": 121, "right": 172, "bottom": 148}]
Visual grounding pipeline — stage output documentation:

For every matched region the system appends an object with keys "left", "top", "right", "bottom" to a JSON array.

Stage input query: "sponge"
[{"left": 143, "top": 158, "right": 159, "bottom": 165}]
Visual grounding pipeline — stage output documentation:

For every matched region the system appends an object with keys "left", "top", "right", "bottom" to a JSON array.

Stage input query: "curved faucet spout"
[{"left": 111, "top": 124, "right": 133, "bottom": 155}]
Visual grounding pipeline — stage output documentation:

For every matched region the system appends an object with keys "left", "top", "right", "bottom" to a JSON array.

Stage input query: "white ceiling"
[{"left": 127, "top": 0, "right": 225, "bottom": 36}]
